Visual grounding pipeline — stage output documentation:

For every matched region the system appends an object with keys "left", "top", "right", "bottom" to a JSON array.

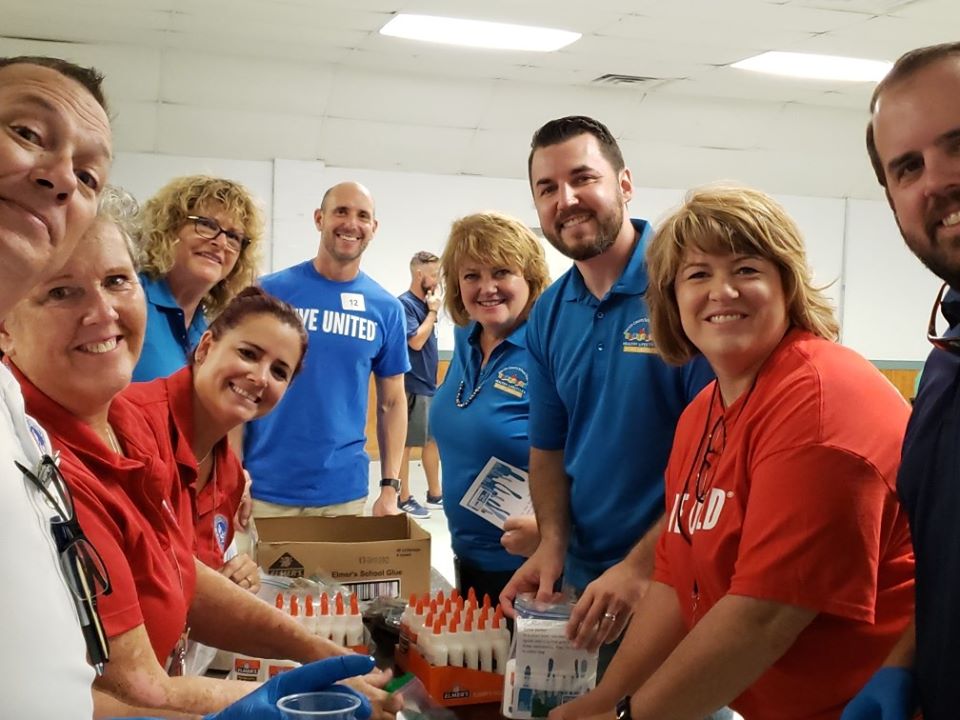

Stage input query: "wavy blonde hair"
[
  {"left": 137, "top": 175, "right": 264, "bottom": 317},
  {"left": 646, "top": 185, "right": 839, "bottom": 365},
  {"left": 440, "top": 212, "right": 550, "bottom": 327}
]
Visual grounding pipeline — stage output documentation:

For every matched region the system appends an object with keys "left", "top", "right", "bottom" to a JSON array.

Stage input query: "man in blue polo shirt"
[
  {"left": 244, "top": 181, "right": 410, "bottom": 518},
  {"left": 842, "top": 43, "right": 960, "bottom": 720},
  {"left": 396, "top": 251, "right": 443, "bottom": 519},
  {"left": 501, "top": 116, "right": 712, "bottom": 667}
]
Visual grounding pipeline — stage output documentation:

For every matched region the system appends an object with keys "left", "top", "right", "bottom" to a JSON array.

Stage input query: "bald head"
[{"left": 319, "top": 181, "right": 376, "bottom": 217}]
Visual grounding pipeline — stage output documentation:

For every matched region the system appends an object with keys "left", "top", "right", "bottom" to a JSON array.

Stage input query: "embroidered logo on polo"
[
  {"left": 214, "top": 513, "right": 229, "bottom": 553},
  {"left": 622, "top": 318, "right": 657, "bottom": 354},
  {"left": 493, "top": 366, "right": 528, "bottom": 398},
  {"left": 25, "top": 415, "right": 51, "bottom": 455}
]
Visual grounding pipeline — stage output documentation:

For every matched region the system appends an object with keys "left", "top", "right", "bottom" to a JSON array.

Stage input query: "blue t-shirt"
[
  {"left": 897, "top": 288, "right": 960, "bottom": 720},
  {"left": 244, "top": 261, "right": 410, "bottom": 506},
  {"left": 526, "top": 219, "right": 713, "bottom": 590},
  {"left": 133, "top": 273, "right": 208, "bottom": 382},
  {"left": 430, "top": 322, "right": 530, "bottom": 572},
  {"left": 398, "top": 290, "right": 438, "bottom": 396}
]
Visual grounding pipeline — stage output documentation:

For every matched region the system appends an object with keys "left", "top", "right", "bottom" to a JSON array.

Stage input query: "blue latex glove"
[
  {"left": 840, "top": 667, "right": 914, "bottom": 720},
  {"left": 205, "top": 654, "right": 376, "bottom": 720}
]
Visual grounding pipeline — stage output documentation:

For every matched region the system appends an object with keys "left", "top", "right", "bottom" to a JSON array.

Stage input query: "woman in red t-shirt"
[{"left": 552, "top": 186, "right": 914, "bottom": 720}]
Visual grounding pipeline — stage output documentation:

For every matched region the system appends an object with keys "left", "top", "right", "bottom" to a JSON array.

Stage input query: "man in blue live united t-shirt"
[
  {"left": 244, "top": 181, "right": 410, "bottom": 518},
  {"left": 500, "top": 116, "right": 714, "bottom": 675}
]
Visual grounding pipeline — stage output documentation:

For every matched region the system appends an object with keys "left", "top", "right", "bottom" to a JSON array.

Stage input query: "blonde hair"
[
  {"left": 440, "top": 212, "right": 550, "bottom": 326},
  {"left": 646, "top": 185, "right": 839, "bottom": 365},
  {"left": 137, "top": 175, "right": 264, "bottom": 317}
]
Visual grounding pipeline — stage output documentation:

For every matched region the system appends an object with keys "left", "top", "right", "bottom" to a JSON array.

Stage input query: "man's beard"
[
  {"left": 420, "top": 279, "right": 435, "bottom": 295},
  {"left": 543, "top": 200, "right": 624, "bottom": 262},
  {"left": 898, "top": 198, "right": 960, "bottom": 289}
]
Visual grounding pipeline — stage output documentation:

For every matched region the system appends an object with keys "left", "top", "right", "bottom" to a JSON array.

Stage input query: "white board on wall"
[{"left": 842, "top": 199, "right": 941, "bottom": 362}]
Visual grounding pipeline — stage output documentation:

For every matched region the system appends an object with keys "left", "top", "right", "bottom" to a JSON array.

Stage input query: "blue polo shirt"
[
  {"left": 527, "top": 219, "right": 713, "bottom": 590},
  {"left": 430, "top": 321, "right": 530, "bottom": 572},
  {"left": 133, "top": 273, "right": 208, "bottom": 382},
  {"left": 897, "top": 288, "right": 960, "bottom": 720},
  {"left": 244, "top": 261, "right": 410, "bottom": 507},
  {"left": 398, "top": 290, "right": 438, "bottom": 396}
]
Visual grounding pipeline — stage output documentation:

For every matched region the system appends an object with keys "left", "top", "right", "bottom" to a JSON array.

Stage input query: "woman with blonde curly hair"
[
  {"left": 429, "top": 211, "right": 550, "bottom": 602},
  {"left": 133, "top": 175, "right": 263, "bottom": 382},
  {"left": 552, "top": 185, "right": 915, "bottom": 720}
]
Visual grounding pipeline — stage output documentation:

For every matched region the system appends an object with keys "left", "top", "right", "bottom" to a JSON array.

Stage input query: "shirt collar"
[
  {"left": 562, "top": 218, "right": 652, "bottom": 302},
  {"left": 140, "top": 273, "right": 181, "bottom": 310},
  {"left": 467, "top": 319, "right": 528, "bottom": 351}
]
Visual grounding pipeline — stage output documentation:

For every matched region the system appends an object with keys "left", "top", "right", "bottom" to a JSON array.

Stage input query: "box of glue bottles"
[
  {"left": 501, "top": 593, "right": 598, "bottom": 719},
  {"left": 394, "top": 587, "right": 510, "bottom": 707},
  {"left": 229, "top": 589, "right": 369, "bottom": 682}
]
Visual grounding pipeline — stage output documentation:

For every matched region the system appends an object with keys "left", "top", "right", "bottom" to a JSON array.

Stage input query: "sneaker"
[
  {"left": 425, "top": 494, "right": 444, "bottom": 509},
  {"left": 399, "top": 496, "right": 431, "bottom": 518}
]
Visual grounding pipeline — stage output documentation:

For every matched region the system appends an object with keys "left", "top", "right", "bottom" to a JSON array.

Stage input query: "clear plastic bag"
[
  {"left": 387, "top": 673, "right": 459, "bottom": 720},
  {"left": 501, "top": 592, "right": 598, "bottom": 719}
]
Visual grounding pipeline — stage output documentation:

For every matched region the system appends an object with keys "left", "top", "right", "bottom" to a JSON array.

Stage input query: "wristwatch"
[
  {"left": 615, "top": 695, "right": 632, "bottom": 720},
  {"left": 380, "top": 478, "right": 400, "bottom": 492}
]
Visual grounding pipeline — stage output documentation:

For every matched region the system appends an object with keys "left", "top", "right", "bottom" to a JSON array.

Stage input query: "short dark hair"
[
  {"left": 528, "top": 115, "right": 625, "bottom": 181},
  {"left": 0, "top": 56, "right": 108, "bottom": 112},
  {"left": 410, "top": 251, "right": 440, "bottom": 269},
  {"left": 202, "top": 286, "right": 309, "bottom": 377},
  {"left": 866, "top": 42, "right": 960, "bottom": 187}
]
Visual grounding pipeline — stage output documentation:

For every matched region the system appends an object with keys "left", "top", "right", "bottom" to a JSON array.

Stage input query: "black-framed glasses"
[
  {"left": 186, "top": 215, "right": 250, "bottom": 253},
  {"left": 927, "top": 282, "right": 960, "bottom": 355},
  {"left": 677, "top": 413, "right": 726, "bottom": 544},
  {"left": 16, "top": 455, "right": 112, "bottom": 674}
]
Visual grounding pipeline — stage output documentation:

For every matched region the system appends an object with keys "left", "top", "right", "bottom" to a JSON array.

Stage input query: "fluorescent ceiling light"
[
  {"left": 731, "top": 51, "right": 892, "bottom": 82},
  {"left": 380, "top": 14, "right": 580, "bottom": 52}
]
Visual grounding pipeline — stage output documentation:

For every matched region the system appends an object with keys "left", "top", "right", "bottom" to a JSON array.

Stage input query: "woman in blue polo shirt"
[
  {"left": 133, "top": 175, "right": 264, "bottom": 382},
  {"left": 430, "top": 212, "right": 551, "bottom": 601}
]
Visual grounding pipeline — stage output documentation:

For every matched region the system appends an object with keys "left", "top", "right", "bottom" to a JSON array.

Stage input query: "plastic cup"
[{"left": 276, "top": 690, "right": 361, "bottom": 719}]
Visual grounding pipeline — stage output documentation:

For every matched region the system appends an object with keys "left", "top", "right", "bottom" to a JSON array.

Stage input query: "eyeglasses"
[
  {"left": 16, "top": 455, "right": 112, "bottom": 674},
  {"left": 927, "top": 282, "right": 960, "bottom": 355},
  {"left": 677, "top": 412, "right": 726, "bottom": 545},
  {"left": 186, "top": 215, "right": 250, "bottom": 253}
]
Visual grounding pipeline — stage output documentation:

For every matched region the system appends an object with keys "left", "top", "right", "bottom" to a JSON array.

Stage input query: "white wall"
[{"left": 109, "top": 151, "right": 934, "bottom": 361}]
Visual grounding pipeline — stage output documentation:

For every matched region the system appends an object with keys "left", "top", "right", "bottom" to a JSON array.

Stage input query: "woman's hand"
[
  {"left": 339, "top": 666, "right": 403, "bottom": 719},
  {"left": 501, "top": 514, "right": 540, "bottom": 557},
  {"left": 221, "top": 553, "right": 260, "bottom": 593}
]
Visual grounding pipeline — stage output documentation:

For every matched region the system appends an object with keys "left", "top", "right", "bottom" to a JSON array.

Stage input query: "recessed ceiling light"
[
  {"left": 731, "top": 51, "right": 892, "bottom": 82},
  {"left": 379, "top": 14, "right": 580, "bottom": 52}
]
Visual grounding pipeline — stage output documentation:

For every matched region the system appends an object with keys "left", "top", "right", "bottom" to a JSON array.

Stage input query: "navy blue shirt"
[
  {"left": 398, "top": 290, "right": 438, "bottom": 396},
  {"left": 430, "top": 322, "right": 529, "bottom": 572},
  {"left": 897, "top": 288, "right": 960, "bottom": 720},
  {"left": 526, "top": 219, "right": 713, "bottom": 589},
  {"left": 133, "top": 273, "right": 208, "bottom": 382}
]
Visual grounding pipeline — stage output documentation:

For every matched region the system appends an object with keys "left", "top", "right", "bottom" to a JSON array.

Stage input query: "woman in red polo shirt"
[
  {"left": 0, "top": 194, "right": 397, "bottom": 718},
  {"left": 551, "top": 186, "right": 914, "bottom": 720},
  {"left": 125, "top": 285, "right": 306, "bottom": 595}
]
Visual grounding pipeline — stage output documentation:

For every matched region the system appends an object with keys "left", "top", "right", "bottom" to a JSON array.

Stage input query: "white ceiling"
[{"left": 2, "top": 0, "right": 957, "bottom": 199}]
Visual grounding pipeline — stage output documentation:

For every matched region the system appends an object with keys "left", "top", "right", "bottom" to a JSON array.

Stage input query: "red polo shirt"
[
  {"left": 124, "top": 367, "right": 245, "bottom": 569},
  {"left": 14, "top": 365, "right": 197, "bottom": 665}
]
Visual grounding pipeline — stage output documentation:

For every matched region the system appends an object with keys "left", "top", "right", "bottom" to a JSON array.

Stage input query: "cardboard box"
[{"left": 256, "top": 515, "right": 431, "bottom": 600}]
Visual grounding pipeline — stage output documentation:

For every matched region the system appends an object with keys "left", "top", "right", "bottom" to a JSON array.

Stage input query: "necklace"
[
  {"left": 105, "top": 424, "right": 122, "bottom": 456},
  {"left": 455, "top": 379, "right": 483, "bottom": 408}
]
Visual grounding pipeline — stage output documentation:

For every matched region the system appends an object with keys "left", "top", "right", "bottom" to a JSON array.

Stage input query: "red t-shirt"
[
  {"left": 653, "top": 329, "right": 915, "bottom": 720},
  {"left": 14, "top": 366, "right": 197, "bottom": 666},
  {"left": 124, "top": 367, "right": 245, "bottom": 570}
]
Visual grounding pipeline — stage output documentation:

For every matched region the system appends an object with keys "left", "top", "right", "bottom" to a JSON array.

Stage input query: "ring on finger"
[{"left": 603, "top": 611, "right": 617, "bottom": 622}]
